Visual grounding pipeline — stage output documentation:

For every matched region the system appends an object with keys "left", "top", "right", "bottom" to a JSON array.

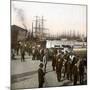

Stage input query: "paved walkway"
[
  {"left": 11, "top": 55, "right": 87, "bottom": 89},
  {"left": 11, "top": 55, "right": 40, "bottom": 75}
]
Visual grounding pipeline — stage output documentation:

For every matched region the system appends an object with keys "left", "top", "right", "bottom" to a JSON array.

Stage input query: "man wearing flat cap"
[{"left": 38, "top": 63, "right": 45, "bottom": 88}]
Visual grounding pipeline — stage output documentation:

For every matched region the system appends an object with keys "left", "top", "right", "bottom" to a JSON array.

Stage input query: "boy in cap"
[{"left": 38, "top": 63, "right": 45, "bottom": 88}]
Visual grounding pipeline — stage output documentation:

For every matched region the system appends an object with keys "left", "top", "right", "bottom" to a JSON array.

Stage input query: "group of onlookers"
[
  {"left": 38, "top": 48, "right": 87, "bottom": 88},
  {"left": 11, "top": 44, "right": 87, "bottom": 88}
]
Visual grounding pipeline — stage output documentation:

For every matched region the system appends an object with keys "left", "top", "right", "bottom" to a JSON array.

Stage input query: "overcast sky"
[{"left": 11, "top": 1, "right": 87, "bottom": 36}]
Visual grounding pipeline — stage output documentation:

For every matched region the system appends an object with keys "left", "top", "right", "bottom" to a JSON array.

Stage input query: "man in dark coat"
[
  {"left": 52, "top": 53, "right": 56, "bottom": 71},
  {"left": 21, "top": 46, "right": 25, "bottom": 62},
  {"left": 73, "top": 63, "right": 78, "bottom": 85},
  {"left": 32, "top": 48, "right": 35, "bottom": 60},
  {"left": 79, "top": 58, "right": 84, "bottom": 84},
  {"left": 56, "top": 54, "right": 63, "bottom": 82},
  {"left": 28, "top": 46, "right": 32, "bottom": 56},
  {"left": 63, "top": 52, "right": 69, "bottom": 78},
  {"left": 66, "top": 60, "right": 71, "bottom": 80},
  {"left": 69, "top": 55, "right": 76, "bottom": 81},
  {"left": 38, "top": 63, "right": 45, "bottom": 88}
]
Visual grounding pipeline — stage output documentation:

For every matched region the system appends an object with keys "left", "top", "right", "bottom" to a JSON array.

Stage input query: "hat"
[{"left": 39, "top": 63, "right": 43, "bottom": 68}]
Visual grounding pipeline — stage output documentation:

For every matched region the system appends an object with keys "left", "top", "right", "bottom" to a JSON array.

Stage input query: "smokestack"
[{"left": 13, "top": 5, "right": 27, "bottom": 30}]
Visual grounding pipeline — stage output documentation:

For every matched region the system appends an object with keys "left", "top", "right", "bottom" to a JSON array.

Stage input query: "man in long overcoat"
[
  {"left": 73, "top": 63, "right": 78, "bottom": 85},
  {"left": 52, "top": 53, "right": 56, "bottom": 71},
  {"left": 56, "top": 54, "right": 63, "bottom": 82},
  {"left": 79, "top": 58, "right": 84, "bottom": 84}
]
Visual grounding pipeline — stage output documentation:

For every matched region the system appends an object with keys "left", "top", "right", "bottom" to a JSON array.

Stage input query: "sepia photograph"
[{"left": 11, "top": 0, "right": 87, "bottom": 89}]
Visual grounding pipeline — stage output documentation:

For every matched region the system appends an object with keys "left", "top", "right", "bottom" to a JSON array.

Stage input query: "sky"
[{"left": 11, "top": 1, "right": 87, "bottom": 36}]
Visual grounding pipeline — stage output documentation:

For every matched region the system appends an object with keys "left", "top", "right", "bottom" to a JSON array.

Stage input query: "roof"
[{"left": 11, "top": 25, "right": 27, "bottom": 32}]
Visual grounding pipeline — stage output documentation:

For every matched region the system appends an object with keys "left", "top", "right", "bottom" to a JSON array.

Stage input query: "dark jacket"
[
  {"left": 38, "top": 68, "right": 45, "bottom": 83},
  {"left": 56, "top": 56, "right": 63, "bottom": 73},
  {"left": 67, "top": 61, "right": 71, "bottom": 73},
  {"left": 79, "top": 60, "right": 84, "bottom": 74},
  {"left": 52, "top": 54, "right": 56, "bottom": 66},
  {"left": 73, "top": 64, "right": 78, "bottom": 76}
]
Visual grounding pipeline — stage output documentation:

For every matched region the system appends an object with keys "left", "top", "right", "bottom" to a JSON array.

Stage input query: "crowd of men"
[
  {"left": 38, "top": 48, "right": 87, "bottom": 87},
  {"left": 11, "top": 43, "right": 87, "bottom": 88}
]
